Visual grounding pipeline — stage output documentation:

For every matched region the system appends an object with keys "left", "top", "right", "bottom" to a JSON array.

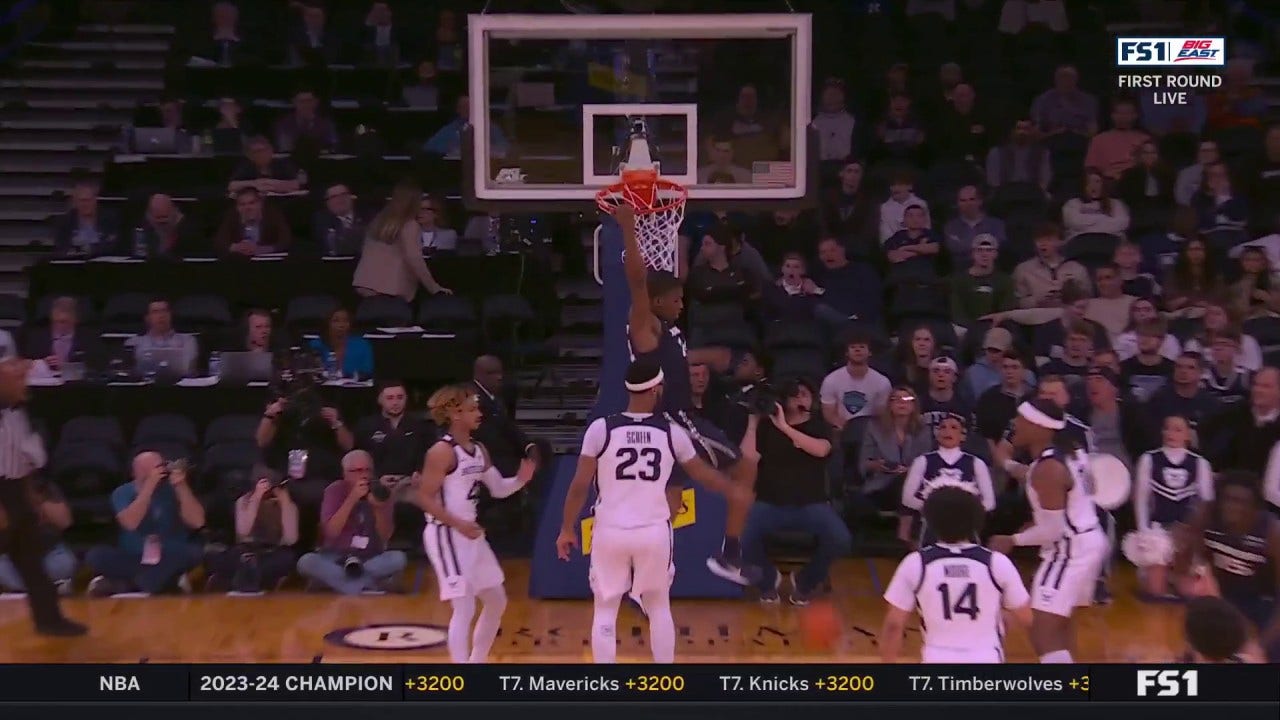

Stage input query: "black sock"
[{"left": 723, "top": 537, "right": 740, "bottom": 560}]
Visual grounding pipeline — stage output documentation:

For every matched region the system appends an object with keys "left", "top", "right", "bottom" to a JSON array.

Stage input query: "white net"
[{"left": 597, "top": 182, "right": 686, "bottom": 276}]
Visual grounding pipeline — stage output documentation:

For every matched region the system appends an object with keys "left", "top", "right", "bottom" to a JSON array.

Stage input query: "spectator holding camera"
[
  {"left": 257, "top": 391, "right": 355, "bottom": 515},
  {"left": 295, "top": 450, "right": 406, "bottom": 594},
  {"left": 859, "top": 386, "right": 932, "bottom": 500},
  {"left": 205, "top": 465, "right": 298, "bottom": 594},
  {"left": 740, "top": 378, "right": 847, "bottom": 605},
  {"left": 87, "top": 452, "right": 205, "bottom": 597}
]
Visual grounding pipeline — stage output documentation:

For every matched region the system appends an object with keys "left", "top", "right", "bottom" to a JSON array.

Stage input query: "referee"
[{"left": 0, "top": 358, "right": 85, "bottom": 636}]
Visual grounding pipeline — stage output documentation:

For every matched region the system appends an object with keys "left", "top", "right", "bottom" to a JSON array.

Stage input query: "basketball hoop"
[{"left": 595, "top": 167, "right": 687, "bottom": 277}]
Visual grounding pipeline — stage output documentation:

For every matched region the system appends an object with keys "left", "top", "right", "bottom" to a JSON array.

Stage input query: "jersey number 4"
[
  {"left": 937, "top": 582, "right": 979, "bottom": 620},
  {"left": 617, "top": 447, "right": 662, "bottom": 482}
]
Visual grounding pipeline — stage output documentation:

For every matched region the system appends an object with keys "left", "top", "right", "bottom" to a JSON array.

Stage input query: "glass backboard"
[{"left": 466, "top": 13, "right": 812, "bottom": 208}]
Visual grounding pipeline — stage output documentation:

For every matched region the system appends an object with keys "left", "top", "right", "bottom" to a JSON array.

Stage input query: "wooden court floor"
[{"left": 0, "top": 558, "right": 1186, "bottom": 663}]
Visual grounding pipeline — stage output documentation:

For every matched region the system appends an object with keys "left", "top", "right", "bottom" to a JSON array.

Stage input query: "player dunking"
[
  {"left": 881, "top": 486, "right": 1031, "bottom": 663},
  {"left": 990, "top": 399, "right": 1110, "bottom": 664},
  {"left": 557, "top": 357, "right": 747, "bottom": 663},
  {"left": 419, "top": 385, "right": 536, "bottom": 663},
  {"left": 615, "top": 204, "right": 757, "bottom": 584}
]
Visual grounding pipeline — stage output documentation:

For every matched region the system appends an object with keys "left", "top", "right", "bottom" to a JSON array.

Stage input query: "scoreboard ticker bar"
[{"left": 0, "top": 664, "right": 1275, "bottom": 703}]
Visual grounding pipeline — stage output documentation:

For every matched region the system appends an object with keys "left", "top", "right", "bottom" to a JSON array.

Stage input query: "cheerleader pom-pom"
[{"left": 1122, "top": 526, "right": 1175, "bottom": 567}]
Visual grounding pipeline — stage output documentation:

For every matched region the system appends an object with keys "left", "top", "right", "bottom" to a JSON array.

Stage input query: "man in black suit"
[
  {"left": 360, "top": 2, "right": 406, "bottom": 67},
  {"left": 189, "top": 1, "right": 258, "bottom": 66},
  {"left": 469, "top": 355, "right": 539, "bottom": 476},
  {"left": 308, "top": 183, "right": 367, "bottom": 257},
  {"left": 21, "top": 296, "right": 104, "bottom": 372},
  {"left": 52, "top": 181, "right": 119, "bottom": 258},
  {"left": 288, "top": 3, "right": 344, "bottom": 66}
]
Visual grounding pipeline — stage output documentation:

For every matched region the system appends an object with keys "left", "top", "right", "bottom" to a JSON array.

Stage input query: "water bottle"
[
  {"left": 190, "top": 132, "right": 202, "bottom": 155},
  {"left": 132, "top": 227, "right": 147, "bottom": 258},
  {"left": 325, "top": 351, "right": 339, "bottom": 382},
  {"left": 297, "top": 169, "right": 308, "bottom": 188},
  {"left": 325, "top": 227, "right": 337, "bottom": 256},
  {"left": 208, "top": 351, "right": 222, "bottom": 379}
]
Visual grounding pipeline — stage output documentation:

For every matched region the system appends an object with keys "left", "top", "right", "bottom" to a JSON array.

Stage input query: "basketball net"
[{"left": 595, "top": 130, "right": 687, "bottom": 277}]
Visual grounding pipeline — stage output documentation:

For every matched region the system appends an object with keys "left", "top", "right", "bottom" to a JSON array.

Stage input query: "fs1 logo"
[
  {"left": 1136, "top": 669, "right": 1199, "bottom": 697},
  {"left": 1117, "top": 38, "right": 1225, "bottom": 66}
]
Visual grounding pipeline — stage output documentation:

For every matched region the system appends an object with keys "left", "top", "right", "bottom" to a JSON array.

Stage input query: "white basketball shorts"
[
  {"left": 922, "top": 645, "right": 1005, "bottom": 664},
  {"left": 1030, "top": 529, "right": 1110, "bottom": 617},
  {"left": 422, "top": 522, "right": 504, "bottom": 601},
  {"left": 589, "top": 521, "right": 674, "bottom": 600}
]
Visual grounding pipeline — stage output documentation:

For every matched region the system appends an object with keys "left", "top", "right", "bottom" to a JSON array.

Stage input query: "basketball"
[{"left": 798, "top": 600, "right": 842, "bottom": 652}]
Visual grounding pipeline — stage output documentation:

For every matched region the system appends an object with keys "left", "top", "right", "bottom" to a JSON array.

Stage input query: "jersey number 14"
[
  {"left": 617, "top": 447, "right": 662, "bottom": 482},
  {"left": 937, "top": 582, "right": 979, "bottom": 620}
]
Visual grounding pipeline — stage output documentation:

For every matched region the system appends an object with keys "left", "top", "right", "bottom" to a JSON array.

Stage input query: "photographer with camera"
[
  {"left": 257, "top": 388, "right": 354, "bottom": 537},
  {"left": 205, "top": 464, "right": 299, "bottom": 594},
  {"left": 295, "top": 450, "right": 406, "bottom": 594},
  {"left": 86, "top": 452, "right": 205, "bottom": 597},
  {"left": 740, "top": 378, "right": 848, "bottom": 605}
]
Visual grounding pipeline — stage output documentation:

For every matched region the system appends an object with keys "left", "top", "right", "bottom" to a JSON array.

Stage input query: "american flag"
[{"left": 751, "top": 161, "right": 795, "bottom": 186}]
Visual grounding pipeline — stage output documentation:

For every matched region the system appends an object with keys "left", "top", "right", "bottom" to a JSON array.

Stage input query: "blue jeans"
[
  {"left": 296, "top": 550, "right": 407, "bottom": 595},
  {"left": 0, "top": 544, "right": 77, "bottom": 591},
  {"left": 742, "top": 502, "right": 852, "bottom": 594},
  {"left": 86, "top": 542, "right": 203, "bottom": 594}
]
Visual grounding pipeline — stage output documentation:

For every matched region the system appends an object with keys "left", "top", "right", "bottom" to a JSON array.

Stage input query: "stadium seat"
[
  {"left": 763, "top": 321, "right": 825, "bottom": 354},
  {"left": 770, "top": 348, "right": 827, "bottom": 383},
  {"left": 355, "top": 295, "right": 414, "bottom": 330},
  {"left": 0, "top": 293, "right": 26, "bottom": 331},
  {"left": 202, "top": 440, "right": 262, "bottom": 495},
  {"left": 59, "top": 416, "right": 125, "bottom": 449},
  {"left": 418, "top": 294, "right": 477, "bottom": 330},
  {"left": 173, "top": 294, "right": 233, "bottom": 332},
  {"left": 134, "top": 413, "right": 199, "bottom": 452},
  {"left": 285, "top": 294, "right": 338, "bottom": 336},
  {"left": 482, "top": 294, "right": 541, "bottom": 366},
  {"left": 101, "top": 292, "right": 153, "bottom": 334},
  {"left": 203, "top": 414, "right": 261, "bottom": 448}
]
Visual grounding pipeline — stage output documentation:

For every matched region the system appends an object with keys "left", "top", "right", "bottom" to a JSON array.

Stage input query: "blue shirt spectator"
[
  {"left": 424, "top": 95, "right": 509, "bottom": 160},
  {"left": 309, "top": 307, "right": 374, "bottom": 379},
  {"left": 811, "top": 237, "right": 882, "bottom": 327}
]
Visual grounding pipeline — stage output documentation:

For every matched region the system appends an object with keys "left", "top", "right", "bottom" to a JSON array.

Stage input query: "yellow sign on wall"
[{"left": 580, "top": 488, "right": 696, "bottom": 555}]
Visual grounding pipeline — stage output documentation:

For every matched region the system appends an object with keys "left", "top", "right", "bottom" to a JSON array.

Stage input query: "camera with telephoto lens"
[
  {"left": 369, "top": 480, "right": 391, "bottom": 502},
  {"left": 739, "top": 382, "right": 780, "bottom": 416},
  {"left": 343, "top": 556, "right": 363, "bottom": 579}
]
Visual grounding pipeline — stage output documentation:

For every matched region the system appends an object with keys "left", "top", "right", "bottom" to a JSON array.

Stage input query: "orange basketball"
[{"left": 798, "top": 599, "right": 842, "bottom": 652}]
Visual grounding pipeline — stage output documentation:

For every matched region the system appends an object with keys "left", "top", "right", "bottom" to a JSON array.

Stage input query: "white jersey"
[
  {"left": 1026, "top": 446, "right": 1100, "bottom": 543},
  {"left": 425, "top": 435, "right": 488, "bottom": 525},
  {"left": 579, "top": 412, "right": 697, "bottom": 529},
  {"left": 883, "top": 543, "right": 1029, "bottom": 663}
]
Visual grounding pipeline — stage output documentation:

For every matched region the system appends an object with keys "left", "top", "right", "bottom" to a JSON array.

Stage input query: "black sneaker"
[
  {"left": 1093, "top": 578, "right": 1112, "bottom": 606},
  {"left": 87, "top": 576, "right": 121, "bottom": 598},
  {"left": 760, "top": 572, "right": 781, "bottom": 604},
  {"left": 788, "top": 572, "right": 812, "bottom": 606},
  {"left": 706, "top": 554, "right": 753, "bottom": 586},
  {"left": 35, "top": 618, "right": 88, "bottom": 637}
]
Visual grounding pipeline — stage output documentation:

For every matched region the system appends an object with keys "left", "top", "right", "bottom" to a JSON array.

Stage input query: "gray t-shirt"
[{"left": 820, "top": 366, "right": 892, "bottom": 424}]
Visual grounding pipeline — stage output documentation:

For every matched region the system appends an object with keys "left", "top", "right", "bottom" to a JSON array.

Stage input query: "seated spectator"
[
  {"left": 1030, "top": 65, "right": 1098, "bottom": 138},
  {"left": 401, "top": 60, "right": 441, "bottom": 109},
  {"left": 998, "top": 0, "right": 1068, "bottom": 34},
  {"left": 820, "top": 329, "right": 892, "bottom": 431},
  {"left": 1205, "top": 58, "right": 1267, "bottom": 132},
  {"left": 878, "top": 171, "right": 929, "bottom": 242},
  {"left": 1114, "top": 297, "right": 1181, "bottom": 361},
  {"left": 822, "top": 160, "right": 878, "bottom": 254},
  {"left": 950, "top": 234, "right": 1015, "bottom": 327},
  {"left": 360, "top": 1, "right": 406, "bottom": 67},
  {"left": 353, "top": 183, "right": 452, "bottom": 301},
  {"left": 126, "top": 97, "right": 190, "bottom": 154},
  {"left": 1114, "top": 240, "right": 1161, "bottom": 299},
  {"left": 1192, "top": 161, "right": 1249, "bottom": 249},
  {"left": 741, "top": 379, "right": 846, "bottom": 604},
  {"left": 873, "top": 93, "right": 926, "bottom": 166},
  {"left": 1252, "top": 126, "right": 1280, "bottom": 215},
  {"left": 1040, "top": 321, "right": 1096, "bottom": 395},
  {"left": 975, "top": 349, "right": 1036, "bottom": 452},
  {"left": 0, "top": 477, "right": 75, "bottom": 595},
  {"left": 859, "top": 386, "right": 932, "bottom": 498},
  {"left": 1084, "top": 96, "right": 1149, "bottom": 181},
  {"left": 720, "top": 84, "right": 783, "bottom": 165},
  {"left": 1175, "top": 140, "right": 1220, "bottom": 207},
  {"left": 992, "top": 280, "right": 1107, "bottom": 359},
  {"left": 768, "top": 252, "right": 842, "bottom": 328},
  {"left": 221, "top": 308, "right": 283, "bottom": 354},
  {"left": 943, "top": 185, "right": 1007, "bottom": 269},
  {"left": 288, "top": 2, "right": 342, "bottom": 66},
  {"left": 894, "top": 324, "right": 940, "bottom": 393},
  {"left": 918, "top": 356, "right": 973, "bottom": 432},
  {"left": 311, "top": 184, "right": 368, "bottom": 257},
  {"left": 206, "top": 465, "right": 299, "bottom": 593},
  {"left": 355, "top": 380, "right": 434, "bottom": 488},
  {"left": 53, "top": 181, "right": 119, "bottom": 257},
  {"left": 1116, "top": 140, "right": 1175, "bottom": 232},
  {"left": 86, "top": 452, "right": 205, "bottom": 596},
  {"left": 210, "top": 97, "right": 253, "bottom": 154},
  {"left": 127, "top": 298, "right": 199, "bottom": 377},
  {"left": 1145, "top": 353, "right": 1221, "bottom": 444},
  {"left": 690, "top": 218, "right": 772, "bottom": 291},
  {"left": 416, "top": 195, "right": 458, "bottom": 254},
  {"left": 1184, "top": 300, "right": 1263, "bottom": 371},
  {"left": 21, "top": 296, "right": 104, "bottom": 372},
  {"left": 1012, "top": 222, "right": 1092, "bottom": 307},
  {"left": 1164, "top": 237, "right": 1224, "bottom": 314},
  {"left": 812, "top": 78, "right": 857, "bottom": 164},
  {"left": 962, "top": 327, "right": 1034, "bottom": 399},
  {"left": 227, "top": 137, "right": 302, "bottom": 195},
  {"left": 296, "top": 450, "right": 407, "bottom": 594},
  {"left": 986, "top": 118, "right": 1052, "bottom": 190},
  {"left": 1229, "top": 246, "right": 1280, "bottom": 319},
  {"left": 1062, "top": 168, "right": 1131, "bottom": 241},
  {"left": 697, "top": 134, "right": 752, "bottom": 184},
  {"left": 214, "top": 187, "right": 293, "bottom": 257},
  {"left": 1120, "top": 319, "right": 1175, "bottom": 402},
  {"left": 137, "top": 193, "right": 202, "bottom": 258},
  {"left": 811, "top": 237, "right": 883, "bottom": 327},
  {"left": 883, "top": 204, "right": 940, "bottom": 281},
  {"left": 309, "top": 306, "right": 374, "bottom": 380},
  {"left": 1083, "top": 367, "right": 1153, "bottom": 469},
  {"left": 190, "top": 0, "right": 256, "bottom": 66},
  {"left": 430, "top": 8, "right": 464, "bottom": 72},
  {"left": 1085, "top": 263, "right": 1137, "bottom": 339},
  {"left": 1201, "top": 330, "right": 1252, "bottom": 407},
  {"left": 687, "top": 226, "right": 759, "bottom": 310},
  {"left": 1202, "top": 366, "right": 1280, "bottom": 475},
  {"left": 933, "top": 83, "right": 992, "bottom": 164},
  {"left": 274, "top": 90, "right": 338, "bottom": 154},
  {"left": 424, "top": 95, "right": 508, "bottom": 160},
  {"left": 691, "top": 360, "right": 747, "bottom": 443}
]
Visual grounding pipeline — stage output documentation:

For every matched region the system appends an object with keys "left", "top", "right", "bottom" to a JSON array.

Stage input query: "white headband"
[
  {"left": 1018, "top": 402, "right": 1066, "bottom": 430},
  {"left": 625, "top": 368, "right": 664, "bottom": 392}
]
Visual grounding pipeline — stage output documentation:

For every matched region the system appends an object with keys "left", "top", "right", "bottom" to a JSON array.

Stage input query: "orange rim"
[{"left": 595, "top": 173, "right": 687, "bottom": 216}]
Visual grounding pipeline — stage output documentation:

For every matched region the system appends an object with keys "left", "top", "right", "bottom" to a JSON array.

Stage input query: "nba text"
[{"left": 1136, "top": 669, "right": 1199, "bottom": 697}]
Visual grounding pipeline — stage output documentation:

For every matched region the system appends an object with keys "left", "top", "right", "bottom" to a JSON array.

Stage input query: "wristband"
[{"left": 263, "top": 413, "right": 279, "bottom": 421}]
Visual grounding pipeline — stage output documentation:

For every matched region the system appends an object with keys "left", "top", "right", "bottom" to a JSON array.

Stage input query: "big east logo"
[{"left": 1117, "top": 38, "right": 1225, "bottom": 66}]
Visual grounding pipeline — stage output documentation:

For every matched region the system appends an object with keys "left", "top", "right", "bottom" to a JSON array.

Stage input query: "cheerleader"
[
  {"left": 1132, "top": 414, "right": 1213, "bottom": 599},
  {"left": 900, "top": 414, "right": 995, "bottom": 548}
]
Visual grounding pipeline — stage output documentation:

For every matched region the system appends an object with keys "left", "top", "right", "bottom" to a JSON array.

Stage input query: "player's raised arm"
[
  {"left": 616, "top": 204, "right": 659, "bottom": 354},
  {"left": 419, "top": 441, "right": 481, "bottom": 538}
]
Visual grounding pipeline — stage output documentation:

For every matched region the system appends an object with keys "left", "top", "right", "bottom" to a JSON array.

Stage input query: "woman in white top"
[
  {"left": 416, "top": 195, "right": 458, "bottom": 253},
  {"left": 1114, "top": 296, "right": 1181, "bottom": 361},
  {"left": 1062, "top": 168, "right": 1131, "bottom": 241},
  {"left": 1183, "top": 300, "right": 1263, "bottom": 371}
]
